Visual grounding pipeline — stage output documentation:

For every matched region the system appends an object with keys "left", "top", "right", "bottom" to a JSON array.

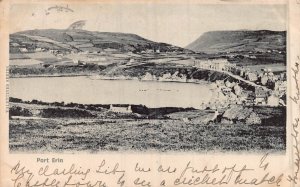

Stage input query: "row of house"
[
  {"left": 194, "top": 58, "right": 235, "bottom": 71},
  {"left": 194, "top": 58, "right": 286, "bottom": 94},
  {"left": 19, "top": 47, "right": 45, "bottom": 53},
  {"left": 211, "top": 79, "right": 283, "bottom": 108},
  {"left": 141, "top": 72, "right": 187, "bottom": 82}
]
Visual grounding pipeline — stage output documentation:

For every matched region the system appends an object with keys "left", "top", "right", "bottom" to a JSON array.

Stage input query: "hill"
[
  {"left": 186, "top": 30, "right": 286, "bottom": 54},
  {"left": 10, "top": 29, "right": 190, "bottom": 53}
]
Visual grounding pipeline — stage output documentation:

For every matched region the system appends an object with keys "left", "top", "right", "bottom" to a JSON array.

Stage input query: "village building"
[
  {"left": 274, "top": 80, "right": 287, "bottom": 93},
  {"left": 239, "top": 68, "right": 245, "bottom": 77},
  {"left": 246, "top": 94, "right": 255, "bottom": 106},
  {"left": 171, "top": 71, "right": 179, "bottom": 79},
  {"left": 142, "top": 72, "right": 154, "bottom": 81},
  {"left": 194, "top": 58, "right": 231, "bottom": 71},
  {"left": 260, "top": 75, "right": 269, "bottom": 85},
  {"left": 210, "top": 110, "right": 219, "bottom": 123},
  {"left": 254, "top": 87, "right": 269, "bottom": 105},
  {"left": 267, "top": 94, "right": 280, "bottom": 106},
  {"left": 225, "top": 80, "right": 235, "bottom": 88},
  {"left": 129, "top": 58, "right": 135, "bottom": 63},
  {"left": 72, "top": 59, "right": 79, "bottom": 64},
  {"left": 19, "top": 48, "right": 28, "bottom": 52},
  {"left": 215, "top": 80, "right": 224, "bottom": 86},
  {"left": 159, "top": 73, "right": 172, "bottom": 81},
  {"left": 233, "top": 84, "right": 242, "bottom": 96},
  {"left": 11, "top": 43, "right": 20, "bottom": 47},
  {"left": 279, "top": 72, "right": 286, "bottom": 80},
  {"left": 77, "top": 61, "right": 87, "bottom": 66},
  {"left": 246, "top": 72, "right": 258, "bottom": 82},
  {"left": 35, "top": 47, "right": 42, "bottom": 52},
  {"left": 146, "top": 49, "right": 154, "bottom": 53},
  {"left": 221, "top": 87, "right": 232, "bottom": 95},
  {"left": 110, "top": 105, "right": 132, "bottom": 113},
  {"left": 228, "top": 92, "right": 238, "bottom": 102},
  {"left": 266, "top": 79, "right": 276, "bottom": 90},
  {"left": 239, "top": 91, "right": 248, "bottom": 102}
]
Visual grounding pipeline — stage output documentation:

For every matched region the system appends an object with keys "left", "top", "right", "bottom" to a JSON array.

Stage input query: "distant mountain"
[
  {"left": 10, "top": 29, "right": 190, "bottom": 53},
  {"left": 186, "top": 30, "right": 286, "bottom": 54}
]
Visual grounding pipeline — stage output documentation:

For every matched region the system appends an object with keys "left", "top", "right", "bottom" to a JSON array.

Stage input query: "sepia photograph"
[{"left": 8, "top": 3, "right": 287, "bottom": 153}]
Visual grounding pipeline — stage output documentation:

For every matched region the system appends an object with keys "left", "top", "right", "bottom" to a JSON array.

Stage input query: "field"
[
  {"left": 245, "top": 63, "right": 286, "bottom": 73},
  {"left": 9, "top": 118, "right": 286, "bottom": 153},
  {"left": 9, "top": 101, "right": 286, "bottom": 153}
]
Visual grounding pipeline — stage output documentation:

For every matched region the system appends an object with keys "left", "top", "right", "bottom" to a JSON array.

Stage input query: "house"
[
  {"left": 159, "top": 73, "right": 172, "bottom": 81},
  {"left": 142, "top": 72, "right": 154, "bottom": 81},
  {"left": 210, "top": 110, "right": 219, "bottom": 122},
  {"left": 245, "top": 94, "right": 255, "bottom": 106},
  {"left": 183, "top": 117, "right": 190, "bottom": 123},
  {"left": 274, "top": 81, "right": 287, "bottom": 93},
  {"left": 78, "top": 61, "right": 87, "bottom": 66},
  {"left": 255, "top": 87, "right": 268, "bottom": 105},
  {"left": 266, "top": 80, "right": 275, "bottom": 90},
  {"left": 129, "top": 58, "right": 135, "bottom": 63},
  {"left": 239, "top": 91, "right": 249, "bottom": 101},
  {"left": 233, "top": 84, "right": 242, "bottom": 96},
  {"left": 146, "top": 49, "right": 154, "bottom": 53},
  {"left": 239, "top": 68, "right": 245, "bottom": 77},
  {"left": 19, "top": 48, "right": 28, "bottom": 52},
  {"left": 225, "top": 80, "right": 235, "bottom": 88},
  {"left": 279, "top": 73, "right": 286, "bottom": 80},
  {"left": 216, "top": 80, "right": 224, "bottom": 86},
  {"left": 246, "top": 72, "right": 258, "bottom": 82},
  {"left": 110, "top": 105, "right": 132, "bottom": 113},
  {"left": 267, "top": 94, "right": 279, "bottom": 106},
  {"left": 221, "top": 87, "right": 232, "bottom": 95},
  {"left": 260, "top": 76, "right": 269, "bottom": 86},
  {"left": 11, "top": 43, "right": 20, "bottom": 47},
  {"left": 35, "top": 47, "right": 42, "bottom": 52},
  {"left": 72, "top": 59, "right": 79, "bottom": 64}
]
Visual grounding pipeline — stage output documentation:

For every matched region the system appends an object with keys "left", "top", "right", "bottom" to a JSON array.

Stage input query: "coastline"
[{"left": 9, "top": 73, "right": 212, "bottom": 85}]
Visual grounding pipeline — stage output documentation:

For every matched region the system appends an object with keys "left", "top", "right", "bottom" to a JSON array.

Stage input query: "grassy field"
[
  {"left": 9, "top": 102, "right": 286, "bottom": 153},
  {"left": 9, "top": 118, "right": 286, "bottom": 153},
  {"left": 245, "top": 63, "right": 286, "bottom": 73}
]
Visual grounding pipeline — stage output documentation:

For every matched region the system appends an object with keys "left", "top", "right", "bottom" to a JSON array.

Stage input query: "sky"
[{"left": 10, "top": 3, "right": 286, "bottom": 47}]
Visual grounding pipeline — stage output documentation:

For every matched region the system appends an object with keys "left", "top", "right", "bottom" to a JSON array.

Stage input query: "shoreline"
[{"left": 9, "top": 74, "right": 211, "bottom": 85}]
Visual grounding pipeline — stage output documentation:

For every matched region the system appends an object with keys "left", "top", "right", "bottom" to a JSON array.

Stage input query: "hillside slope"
[
  {"left": 10, "top": 29, "right": 189, "bottom": 53},
  {"left": 186, "top": 30, "right": 286, "bottom": 54}
]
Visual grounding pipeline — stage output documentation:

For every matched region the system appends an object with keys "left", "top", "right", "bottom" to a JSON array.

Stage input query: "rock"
[
  {"left": 222, "top": 105, "right": 252, "bottom": 120},
  {"left": 246, "top": 112, "right": 261, "bottom": 125},
  {"left": 222, "top": 105, "right": 260, "bottom": 124}
]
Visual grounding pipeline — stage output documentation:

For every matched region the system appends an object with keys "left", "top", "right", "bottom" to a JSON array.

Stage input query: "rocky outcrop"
[{"left": 221, "top": 105, "right": 261, "bottom": 125}]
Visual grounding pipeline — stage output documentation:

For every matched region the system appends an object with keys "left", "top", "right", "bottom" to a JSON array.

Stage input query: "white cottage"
[{"left": 110, "top": 105, "right": 132, "bottom": 113}]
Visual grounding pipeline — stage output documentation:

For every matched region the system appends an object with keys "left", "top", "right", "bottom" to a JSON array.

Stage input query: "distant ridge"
[
  {"left": 186, "top": 30, "right": 286, "bottom": 54},
  {"left": 67, "top": 20, "right": 86, "bottom": 30},
  {"left": 10, "top": 29, "right": 191, "bottom": 53}
]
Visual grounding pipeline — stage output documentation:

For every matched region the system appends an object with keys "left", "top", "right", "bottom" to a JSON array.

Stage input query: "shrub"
[
  {"left": 40, "top": 108, "right": 96, "bottom": 118},
  {"left": 9, "top": 106, "right": 32, "bottom": 117}
]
